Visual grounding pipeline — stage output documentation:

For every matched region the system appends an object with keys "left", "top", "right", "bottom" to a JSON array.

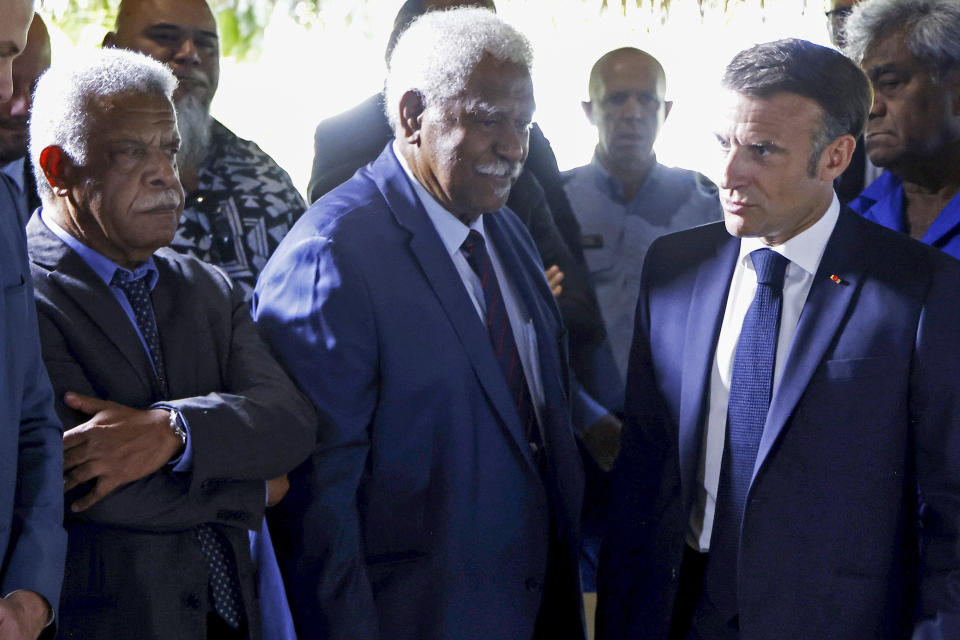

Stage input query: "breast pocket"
[
  {"left": 580, "top": 226, "right": 622, "bottom": 276},
  {"left": 824, "top": 357, "right": 893, "bottom": 380}
]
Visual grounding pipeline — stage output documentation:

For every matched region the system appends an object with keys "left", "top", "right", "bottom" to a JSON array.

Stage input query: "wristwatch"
[{"left": 167, "top": 407, "right": 187, "bottom": 447}]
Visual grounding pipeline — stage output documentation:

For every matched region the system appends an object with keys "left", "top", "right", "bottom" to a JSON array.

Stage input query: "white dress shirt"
[
  {"left": 688, "top": 194, "right": 841, "bottom": 551},
  {"left": 392, "top": 142, "right": 546, "bottom": 419}
]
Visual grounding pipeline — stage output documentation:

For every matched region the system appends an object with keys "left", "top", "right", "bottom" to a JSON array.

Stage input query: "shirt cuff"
[
  {"left": 150, "top": 404, "right": 193, "bottom": 472},
  {"left": 4, "top": 589, "right": 53, "bottom": 628}
]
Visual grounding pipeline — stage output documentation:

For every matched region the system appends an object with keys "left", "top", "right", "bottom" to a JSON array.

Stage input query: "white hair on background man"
[
  {"left": 384, "top": 7, "right": 533, "bottom": 132},
  {"left": 29, "top": 47, "right": 177, "bottom": 201},
  {"left": 844, "top": 0, "right": 960, "bottom": 79}
]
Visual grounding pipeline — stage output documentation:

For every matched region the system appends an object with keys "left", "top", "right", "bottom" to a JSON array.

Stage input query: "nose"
[
  {"left": 868, "top": 91, "right": 885, "bottom": 120},
  {"left": 621, "top": 95, "right": 645, "bottom": 119},
  {"left": 7, "top": 90, "right": 29, "bottom": 117},
  {"left": 495, "top": 123, "right": 527, "bottom": 165},
  {"left": 0, "top": 63, "right": 13, "bottom": 103},
  {"left": 173, "top": 38, "right": 201, "bottom": 66},
  {"left": 147, "top": 149, "right": 181, "bottom": 190},
  {"left": 719, "top": 146, "right": 746, "bottom": 191}
]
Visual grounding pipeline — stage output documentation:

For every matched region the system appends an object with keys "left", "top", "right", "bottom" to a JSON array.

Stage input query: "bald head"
[
  {"left": 584, "top": 48, "right": 671, "bottom": 175},
  {"left": 0, "top": 13, "right": 51, "bottom": 163},
  {"left": 588, "top": 48, "right": 665, "bottom": 103},
  {"left": 104, "top": 0, "right": 219, "bottom": 106},
  {"left": 0, "top": 0, "right": 33, "bottom": 103}
]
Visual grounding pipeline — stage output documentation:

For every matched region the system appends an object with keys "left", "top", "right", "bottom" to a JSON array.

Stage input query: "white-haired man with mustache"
[
  {"left": 255, "top": 8, "right": 586, "bottom": 640},
  {"left": 25, "top": 47, "right": 316, "bottom": 640},
  {"left": 103, "top": 0, "right": 305, "bottom": 302}
]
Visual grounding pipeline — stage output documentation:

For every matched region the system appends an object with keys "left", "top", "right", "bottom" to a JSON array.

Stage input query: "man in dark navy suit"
[
  {"left": 0, "top": 2, "right": 65, "bottom": 638},
  {"left": 599, "top": 38, "right": 960, "bottom": 640},
  {"left": 256, "top": 8, "right": 585, "bottom": 640}
]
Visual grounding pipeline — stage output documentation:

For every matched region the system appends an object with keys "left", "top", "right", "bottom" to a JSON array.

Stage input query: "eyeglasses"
[{"left": 824, "top": 7, "right": 853, "bottom": 19}]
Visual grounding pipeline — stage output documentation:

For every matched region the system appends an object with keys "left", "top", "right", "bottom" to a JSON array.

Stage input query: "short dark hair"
[{"left": 723, "top": 38, "right": 871, "bottom": 174}]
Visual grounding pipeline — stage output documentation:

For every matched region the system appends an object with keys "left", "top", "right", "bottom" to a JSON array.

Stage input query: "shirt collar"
[
  {"left": 1, "top": 157, "right": 25, "bottom": 193},
  {"left": 738, "top": 191, "right": 840, "bottom": 278},
  {"left": 590, "top": 151, "right": 659, "bottom": 203},
  {"left": 40, "top": 207, "right": 159, "bottom": 290},
  {"left": 392, "top": 140, "right": 486, "bottom": 256}
]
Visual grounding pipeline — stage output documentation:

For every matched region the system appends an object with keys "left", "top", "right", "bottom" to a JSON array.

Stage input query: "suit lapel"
[
  {"left": 368, "top": 147, "right": 536, "bottom": 466},
  {"left": 752, "top": 209, "right": 863, "bottom": 482},
  {"left": 486, "top": 212, "right": 567, "bottom": 472},
  {"left": 678, "top": 233, "right": 739, "bottom": 516},
  {"left": 151, "top": 253, "right": 195, "bottom": 400},
  {"left": 26, "top": 212, "right": 159, "bottom": 396}
]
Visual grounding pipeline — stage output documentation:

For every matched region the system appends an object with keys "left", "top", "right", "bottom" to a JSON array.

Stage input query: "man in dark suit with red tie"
[{"left": 255, "top": 8, "right": 585, "bottom": 640}]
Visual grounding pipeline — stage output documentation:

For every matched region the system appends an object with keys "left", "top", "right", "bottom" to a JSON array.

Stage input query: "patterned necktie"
[
  {"left": 461, "top": 230, "right": 541, "bottom": 458},
  {"left": 704, "top": 248, "right": 789, "bottom": 624},
  {"left": 110, "top": 270, "right": 168, "bottom": 396},
  {"left": 111, "top": 268, "right": 245, "bottom": 630}
]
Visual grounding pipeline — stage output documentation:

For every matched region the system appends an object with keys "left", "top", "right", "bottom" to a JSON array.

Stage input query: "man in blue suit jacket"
[
  {"left": 598, "top": 40, "right": 960, "bottom": 640},
  {"left": 254, "top": 8, "right": 584, "bottom": 640},
  {"left": 0, "top": 2, "right": 66, "bottom": 638}
]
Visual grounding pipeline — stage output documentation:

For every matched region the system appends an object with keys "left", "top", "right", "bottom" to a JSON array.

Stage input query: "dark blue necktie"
[
  {"left": 703, "top": 248, "right": 789, "bottom": 625},
  {"left": 461, "top": 230, "right": 541, "bottom": 459},
  {"left": 110, "top": 270, "right": 168, "bottom": 397},
  {"left": 111, "top": 268, "right": 245, "bottom": 630}
]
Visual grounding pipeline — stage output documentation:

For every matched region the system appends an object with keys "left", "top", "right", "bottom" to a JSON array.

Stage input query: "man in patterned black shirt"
[{"left": 104, "top": 0, "right": 305, "bottom": 300}]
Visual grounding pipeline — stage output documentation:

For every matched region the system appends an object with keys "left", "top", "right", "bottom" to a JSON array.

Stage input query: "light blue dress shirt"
[{"left": 393, "top": 143, "right": 546, "bottom": 417}]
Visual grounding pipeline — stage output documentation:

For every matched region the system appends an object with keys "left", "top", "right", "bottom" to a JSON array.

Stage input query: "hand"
[
  {"left": 583, "top": 413, "right": 622, "bottom": 472},
  {"left": 0, "top": 591, "right": 50, "bottom": 640},
  {"left": 62, "top": 392, "right": 184, "bottom": 512},
  {"left": 266, "top": 475, "right": 289, "bottom": 507},
  {"left": 545, "top": 265, "right": 564, "bottom": 297}
]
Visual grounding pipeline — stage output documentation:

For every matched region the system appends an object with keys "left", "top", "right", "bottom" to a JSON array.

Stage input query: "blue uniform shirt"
[
  {"left": 848, "top": 171, "right": 960, "bottom": 260},
  {"left": 563, "top": 155, "right": 722, "bottom": 402}
]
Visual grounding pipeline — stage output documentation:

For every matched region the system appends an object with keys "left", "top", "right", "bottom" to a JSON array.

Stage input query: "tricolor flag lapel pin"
[{"left": 829, "top": 274, "right": 844, "bottom": 285}]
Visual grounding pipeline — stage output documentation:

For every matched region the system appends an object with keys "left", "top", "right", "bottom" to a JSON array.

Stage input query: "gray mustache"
[
  {"left": 138, "top": 191, "right": 183, "bottom": 210},
  {"left": 476, "top": 161, "right": 521, "bottom": 180}
]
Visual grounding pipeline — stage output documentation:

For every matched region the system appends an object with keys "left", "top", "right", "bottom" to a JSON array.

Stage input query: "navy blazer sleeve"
[
  {"left": 0, "top": 202, "right": 66, "bottom": 616},
  {"left": 911, "top": 253, "right": 960, "bottom": 638},
  {"left": 254, "top": 231, "right": 380, "bottom": 640}
]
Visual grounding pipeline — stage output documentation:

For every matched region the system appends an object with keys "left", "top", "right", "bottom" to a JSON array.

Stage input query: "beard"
[{"left": 174, "top": 93, "right": 213, "bottom": 175}]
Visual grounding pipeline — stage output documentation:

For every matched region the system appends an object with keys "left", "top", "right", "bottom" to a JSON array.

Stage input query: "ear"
[
  {"left": 39, "top": 146, "right": 77, "bottom": 197},
  {"left": 664, "top": 100, "right": 674, "bottom": 121},
  {"left": 102, "top": 32, "right": 117, "bottom": 48},
  {"left": 398, "top": 90, "right": 426, "bottom": 144},
  {"left": 818, "top": 133, "right": 856, "bottom": 182},
  {"left": 581, "top": 100, "right": 594, "bottom": 124}
]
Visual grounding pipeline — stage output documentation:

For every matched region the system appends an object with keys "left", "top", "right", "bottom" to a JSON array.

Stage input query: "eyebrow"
[
  {"left": 145, "top": 23, "right": 219, "bottom": 40},
  {"left": 866, "top": 62, "right": 903, "bottom": 78}
]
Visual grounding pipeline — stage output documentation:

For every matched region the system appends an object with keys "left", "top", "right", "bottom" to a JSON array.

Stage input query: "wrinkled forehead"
[
  {"left": 595, "top": 55, "right": 665, "bottom": 99},
  {"left": 118, "top": 0, "right": 217, "bottom": 35},
  {"left": 460, "top": 56, "right": 535, "bottom": 111},
  {"left": 87, "top": 91, "right": 177, "bottom": 134}
]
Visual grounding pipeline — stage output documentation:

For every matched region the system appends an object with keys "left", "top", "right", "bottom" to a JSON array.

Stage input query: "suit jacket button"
[
  {"left": 671, "top": 567, "right": 678, "bottom": 580},
  {"left": 529, "top": 442, "right": 539, "bottom": 453},
  {"left": 525, "top": 577, "right": 541, "bottom": 592},
  {"left": 181, "top": 593, "right": 201, "bottom": 609}
]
